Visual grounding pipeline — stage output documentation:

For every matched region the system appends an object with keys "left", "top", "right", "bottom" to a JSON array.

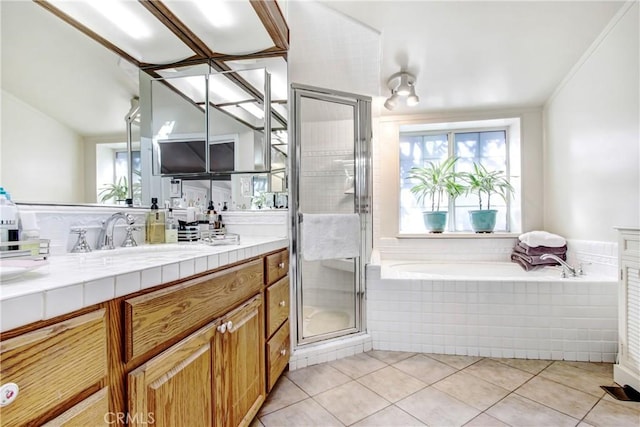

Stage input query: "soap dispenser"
[
  {"left": 145, "top": 198, "right": 165, "bottom": 244},
  {"left": 165, "top": 208, "right": 178, "bottom": 244}
]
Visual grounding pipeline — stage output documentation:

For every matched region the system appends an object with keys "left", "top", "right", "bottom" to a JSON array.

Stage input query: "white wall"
[
  {"left": 1, "top": 90, "right": 85, "bottom": 203},
  {"left": 544, "top": 2, "right": 639, "bottom": 242},
  {"left": 288, "top": 0, "right": 380, "bottom": 97}
]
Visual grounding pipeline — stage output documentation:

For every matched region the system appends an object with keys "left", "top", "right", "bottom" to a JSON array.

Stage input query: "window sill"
[{"left": 397, "top": 232, "right": 520, "bottom": 239}]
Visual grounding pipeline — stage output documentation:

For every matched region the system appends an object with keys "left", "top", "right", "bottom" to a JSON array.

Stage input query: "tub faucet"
[
  {"left": 97, "top": 212, "right": 136, "bottom": 250},
  {"left": 540, "top": 253, "right": 576, "bottom": 277}
]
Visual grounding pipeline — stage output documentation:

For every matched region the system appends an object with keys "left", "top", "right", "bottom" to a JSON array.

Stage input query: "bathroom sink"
[{"left": 71, "top": 244, "right": 211, "bottom": 262}]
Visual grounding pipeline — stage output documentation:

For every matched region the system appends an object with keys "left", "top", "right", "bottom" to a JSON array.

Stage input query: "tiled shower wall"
[
  {"left": 299, "top": 119, "right": 356, "bottom": 312},
  {"left": 300, "top": 120, "right": 355, "bottom": 215}
]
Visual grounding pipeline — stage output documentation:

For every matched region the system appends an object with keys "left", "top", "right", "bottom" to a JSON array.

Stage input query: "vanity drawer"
[
  {"left": 266, "top": 320, "right": 290, "bottom": 391},
  {"left": 266, "top": 276, "right": 290, "bottom": 338},
  {"left": 0, "top": 309, "right": 107, "bottom": 427},
  {"left": 125, "top": 259, "right": 263, "bottom": 361},
  {"left": 265, "top": 249, "right": 289, "bottom": 285}
]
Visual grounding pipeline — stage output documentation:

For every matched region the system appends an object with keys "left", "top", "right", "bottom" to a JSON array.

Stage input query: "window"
[
  {"left": 399, "top": 120, "right": 520, "bottom": 234},
  {"left": 115, "top": 150, "right": 142, "bottom": 202}
]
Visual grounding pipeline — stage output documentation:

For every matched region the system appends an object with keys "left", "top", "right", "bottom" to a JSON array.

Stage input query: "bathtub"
[
  {"left": 367, "top": 260, "right": 619, "bottom": 362},
  {"left": 381, "top": 260, "right": 609, "bottom": 281}
]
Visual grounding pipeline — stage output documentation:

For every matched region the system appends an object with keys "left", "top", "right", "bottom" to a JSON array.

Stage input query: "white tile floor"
[{"left": 253, "top": 351, "right": 640, "bottom": 427}]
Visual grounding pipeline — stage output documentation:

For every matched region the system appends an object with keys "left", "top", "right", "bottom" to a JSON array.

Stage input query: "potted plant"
[
  {"left": 98, "top": 176, "right": 141, "bottom": 204},
  {"left": 407, "top": 157, "right": 465, "bottom": 233},
  {"left": 462, "top": 162, "right": 514, "bottom": 233}
]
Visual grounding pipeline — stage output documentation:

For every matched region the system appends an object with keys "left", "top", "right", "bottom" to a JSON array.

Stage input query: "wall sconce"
[{"left": 384, "top": 71, "right": 419, "bottom": 110}]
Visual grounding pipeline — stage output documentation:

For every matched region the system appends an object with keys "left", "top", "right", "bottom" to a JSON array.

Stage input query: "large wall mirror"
[{"left": 0, "top": 1, "right": 288, "bottom": 209}]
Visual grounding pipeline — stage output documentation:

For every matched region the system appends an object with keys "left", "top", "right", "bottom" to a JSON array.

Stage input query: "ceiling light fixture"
[{"left": 384, "top": 71, "right": 419, "bottom": 110}]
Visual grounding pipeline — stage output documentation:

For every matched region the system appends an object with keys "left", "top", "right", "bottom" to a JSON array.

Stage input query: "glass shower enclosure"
[{"left": 290, "top": 84, "right": 372, "bottom": 346}]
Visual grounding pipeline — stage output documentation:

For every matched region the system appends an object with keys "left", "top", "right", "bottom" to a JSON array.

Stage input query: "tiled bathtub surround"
[
  {"left": 375, "top": 236, "right": 619, "bottom": 278},
  {"left": 367, "top": 264, "right": 618, "bottom": 363}
]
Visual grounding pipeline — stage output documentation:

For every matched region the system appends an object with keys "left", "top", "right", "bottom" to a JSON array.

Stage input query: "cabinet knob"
[
  {"left": 279, "top": 300, "right": 286, "bottom": 307},
  {"left": 226, "top": 320, "right": 234, "bottom": 332},
  {"left": 217, "top": 323, "right": 227, "bottom": 334},
  {"left": 280, "top": 348, "right": 287, "bottom": 356},
  {"left": 0, "top": 383, "right": 19, "bottom": 407},
  {"left": 278, "top": 262, "right": 285, "bottom": 269}
]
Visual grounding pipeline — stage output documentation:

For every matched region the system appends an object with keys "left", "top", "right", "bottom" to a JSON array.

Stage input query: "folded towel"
[
  {"left": 511, "top": 253, "right": 536, "bottom": 271},
  {"left": 518, "top": 231, "right": 566, "bottom": 248},
  {"left": 302, "top": 213, "right": 360, "bottom": 261},
  {"left": 514, "top": 242, "right": 567, "bottom": 256},
  {"left": 512, "top": 250, "right": 565, "bottom": 266}
]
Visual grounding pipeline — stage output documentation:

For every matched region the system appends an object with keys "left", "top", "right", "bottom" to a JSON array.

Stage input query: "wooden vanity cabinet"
[
  {"left": 264, "top": 249, "right": 291, "bottom": 391},
  {"left": 0, "top": 309, "right": 108, "bottom": 427},
  {"left": 127, "top": 295, "right": 264, "bottom": 427},
  {"left": 42, "top": 387, "right": 110, "bottom": 427},
  {"left": 216, "top": 296, "right": 265, "bottom": 427},
  {"left": 128, "top": 320, "right": 218, "bottom": 427},
  {"left": 0, "top": 247, "right": 288, "bottom": 426}
]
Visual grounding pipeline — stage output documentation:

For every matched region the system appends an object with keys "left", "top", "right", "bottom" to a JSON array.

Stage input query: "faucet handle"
[
  {"left": 122, "top": 226, "right": 139, "bottom": 248},
  {"left": 70, "top": 228, "right": 92, "bottom": 253},
  {"left": 577, "top": 262, "right": 592, "bottom": 276}
]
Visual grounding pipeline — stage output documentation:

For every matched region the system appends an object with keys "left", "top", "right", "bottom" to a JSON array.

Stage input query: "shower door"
[{"left": 290, "top": 84, "right": 372, "bottom": 346}]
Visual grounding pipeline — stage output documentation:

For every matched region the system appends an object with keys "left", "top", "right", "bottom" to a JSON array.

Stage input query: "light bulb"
[
  {"left": 406, "top": 87, "right": 420, "bottom": 106},
  {"left": 384, "top": 93, "right": 399, "bottom": 110},
  {"left": 396, "top": 74, "right": 412, "bottom": 96}
]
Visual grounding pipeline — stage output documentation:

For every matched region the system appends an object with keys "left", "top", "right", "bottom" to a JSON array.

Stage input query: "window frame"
[{"left": 398, "top": 123, "right": 517, "bottom": 235}]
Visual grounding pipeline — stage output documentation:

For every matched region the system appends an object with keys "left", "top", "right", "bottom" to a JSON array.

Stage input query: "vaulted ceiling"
[
  {"left": 1, "top": 1, "right": 628, "bottom": 137},
  {"left": 320, "top": 0, "right": 626, "bottom": 114}
]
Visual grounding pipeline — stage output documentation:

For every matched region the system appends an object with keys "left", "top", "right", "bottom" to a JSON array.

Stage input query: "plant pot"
[
  {"left": 423, "top": 211, "right": 448, "bottom": 233},
  {"left": 469, "top": 209, "right": 497, "bottom": 233}
]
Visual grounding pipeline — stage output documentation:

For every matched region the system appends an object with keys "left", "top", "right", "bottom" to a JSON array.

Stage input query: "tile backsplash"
[{"left": 16, "top": 204, "right": 288, "bottom": 255}]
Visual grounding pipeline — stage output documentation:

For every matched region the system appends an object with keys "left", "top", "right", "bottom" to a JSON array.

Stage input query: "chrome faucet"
[
  {"left": 97, "top": 212, "right": 136, "bottom": 250},
  {"left": 540, "top": 253, "right": 576, "bottom": 277}
]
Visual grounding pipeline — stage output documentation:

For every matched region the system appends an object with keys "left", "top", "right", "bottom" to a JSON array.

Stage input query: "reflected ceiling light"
[
  {"left": 384, "top": 71, "right": 420, "bottom": 110},
  {"left": 238, "top": 102, "right": 265, "bottom": 120},
  {"left": 196, "top": 0, "right": 235, "bottom": 29},
  {"left": 87, "top": 0, "right": 151, "bottom": 39}
]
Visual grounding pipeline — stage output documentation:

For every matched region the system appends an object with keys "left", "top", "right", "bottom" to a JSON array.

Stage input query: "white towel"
[
  {"left": 518, "top": 230, "right": 566, "bottom": 248},
  {"left": 302, "top": 213, "right": 360, "bottom": 261}
]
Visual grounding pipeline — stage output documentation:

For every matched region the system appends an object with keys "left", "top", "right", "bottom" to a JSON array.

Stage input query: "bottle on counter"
[
  {"left": 19, "top": 211, "right": 40, "bottom": 256},
  {"left": 145, "top": 198, "right": 165, "bottom": 244},
  {"left": 165, "top": 208, "right": 178, "bottom": 244},
  {"left": 0, "top": 188, "right": 20, "bottom": 251}
]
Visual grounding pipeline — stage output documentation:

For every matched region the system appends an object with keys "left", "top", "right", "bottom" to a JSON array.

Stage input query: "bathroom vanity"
[{"left": 0, "top": 240, "right": 289, "bottom": 427}]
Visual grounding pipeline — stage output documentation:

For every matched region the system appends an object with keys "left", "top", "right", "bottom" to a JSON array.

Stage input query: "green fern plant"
[
  {"left": 407, "top": 157, "right": 465, "bottom": 211},
  {"left": 461, "top": 162, "right": 514, "bottom": 210},
  {"left": 98, "top": 176, "right": 141, "bottom": 204}
]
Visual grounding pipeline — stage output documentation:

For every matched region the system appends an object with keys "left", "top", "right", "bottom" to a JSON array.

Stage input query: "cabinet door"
[
  {"left": 128, "top": 322, "right": 219, "bottom": 427},
  {"left": 217, "top": 295, "right": 265, "bottom": 427},
  {"left": 0, "top": 309, "right": 107, "bottom": 427},
  {"left": 620, "top": 260, "right": 640, "bottom": 370},
  {"left": 42, "top": 387, "right": 109, "bottom": 427}
]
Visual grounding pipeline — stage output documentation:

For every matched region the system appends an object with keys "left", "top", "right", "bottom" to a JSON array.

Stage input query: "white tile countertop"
[{"left": 0, "top": 237, "right": 288, "bottom": 333}]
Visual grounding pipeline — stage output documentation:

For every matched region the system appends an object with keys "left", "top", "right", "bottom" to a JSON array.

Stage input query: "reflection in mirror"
[
  {"left": 1, "top": 1, "right": 288, "bottom": 208},
  {"left": 140, "top": 66, "right": 287, "bottom": 211},
  {"left": 1, "top": 1, "right": 140, "bottom": 204}
]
